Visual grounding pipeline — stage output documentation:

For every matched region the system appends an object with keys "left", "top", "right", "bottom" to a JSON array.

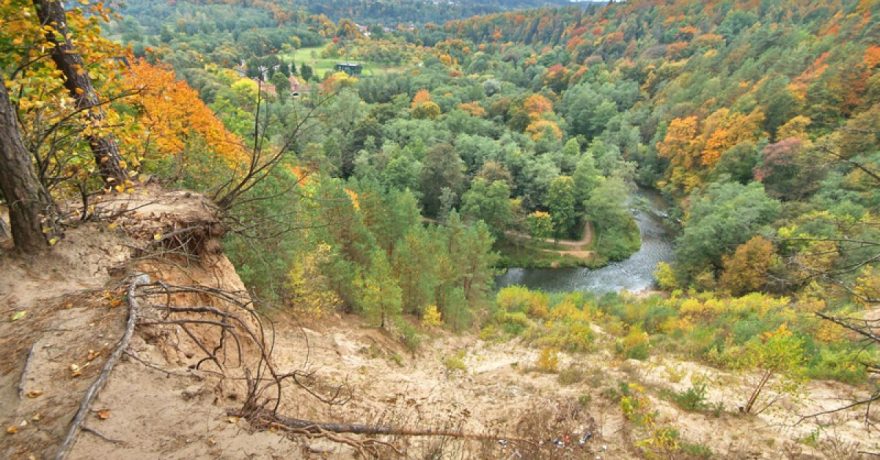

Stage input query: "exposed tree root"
[
  {"left": 228, "top": 407, "right": 536, "bottom": 457},
  {"left": 55, "top": 274, "right": 151, "bottom": 460}
]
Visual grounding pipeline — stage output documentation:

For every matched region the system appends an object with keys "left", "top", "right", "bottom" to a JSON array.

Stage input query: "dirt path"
[{"left": 508, "top": 221, "right": 595, "bottom": 261}]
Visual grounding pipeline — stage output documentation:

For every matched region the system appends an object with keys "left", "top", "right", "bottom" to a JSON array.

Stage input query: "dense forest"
[{"left": 1, "top": 0, "right": 879, "bottom": 456}]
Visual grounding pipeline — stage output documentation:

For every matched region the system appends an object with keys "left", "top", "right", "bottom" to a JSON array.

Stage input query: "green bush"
[
  {"left": 618, "top": 326, "right": 650, "bottom": 360},
  {"left": 443, "top": 350, "right": 467, "bottom": 373},
  {"left": 672, "top": 382, "right": 708, "bottom": 412}
]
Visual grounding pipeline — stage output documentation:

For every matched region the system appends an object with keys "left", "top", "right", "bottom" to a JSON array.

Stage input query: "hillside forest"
[{"left": 1, "top": 0, "right": 879, "bottom": 457}]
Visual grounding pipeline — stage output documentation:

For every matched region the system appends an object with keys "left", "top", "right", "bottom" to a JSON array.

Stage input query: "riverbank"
[
  {"left": 498, "top": 222, "right": 606, "bottom": 269},
  {"left": 496, "top": 189, "right": 674, "bottom": 293}
]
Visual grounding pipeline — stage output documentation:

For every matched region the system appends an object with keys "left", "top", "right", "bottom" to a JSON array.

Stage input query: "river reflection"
[{"left": 495, "top": 191, "right": 674, "bottom": 294}]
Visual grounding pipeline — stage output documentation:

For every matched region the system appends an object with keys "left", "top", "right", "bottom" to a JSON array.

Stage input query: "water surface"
[{"left": 495, "top": 190, "right": 674, "bottom": 294}]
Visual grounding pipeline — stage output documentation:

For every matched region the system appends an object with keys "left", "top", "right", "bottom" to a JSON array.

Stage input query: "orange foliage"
[
  {"left": 720, "top": 236, "right": 776, "bottom": 296},
  {"left": 678, "top": 25, "right": 698, "bottom": 39},
  {"left": 657, "top": 116, "right": 701, "bottom": 170},
  {"left": 699, "top": 109, "right": 765, "bottom": 167},
  {"left": 344, "top": 188, "right": 360, "bottom": 210},
  {"left": 865, "top": 45, "right": 880, "bottom": 68},
  {"left": 666, "top": 41, "right": 690, "bottom": 58},
  {"left": 458, "top": 102, "right": 487, "bottom": 117},
  {"left": 523, "top": 94, "right": 553, "bottom": 119},
  {"left": 790, "top": 51, "right": 831, "bottom": 99},
  {"left": 526, "top": 119, "right": 563, "bottom": 141},
  {"left": 411, "top": 89, "right": 433, "bottom": 108},
  {"left": 125, "top": 60, "right": 246, "bottom": 165}
]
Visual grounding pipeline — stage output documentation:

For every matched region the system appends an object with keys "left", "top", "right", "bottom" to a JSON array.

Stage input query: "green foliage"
[
  {"left": 443, "top": 350, "right": 467, "bottom": 373},
  {"left": 618, "top": 326, "right": 650, "bottom": 360},
  {"left": 585, "top": 176, "right": 641, "bottom": 261},
  {"left": 547, "top": 176, "right": 577, "bottom": 239},
  {"left": 108, "top": 0, "right": 880, "bottom": 376},
  {"left": 461, "top": 178, "right": 514, "bottom": 238},
  {"left": 359, "top": 249, "right": 403, "bottom": 329},
  {"left": 526, "top": 211, "right": 554, "bottom": 239},
  {"left": 674, "top": 182, "right": 780, "bottom": 282},
  {"left": 671, "top": 382, "right": 708, "bottom": 412}
]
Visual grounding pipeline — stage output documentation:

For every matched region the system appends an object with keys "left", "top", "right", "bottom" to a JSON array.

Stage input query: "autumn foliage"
[
  {"left": 720, "top": 236, "right": 776, "bottom": 296},
  {"left": 124, "top": 60, "right": 247, "bottom": 166}
]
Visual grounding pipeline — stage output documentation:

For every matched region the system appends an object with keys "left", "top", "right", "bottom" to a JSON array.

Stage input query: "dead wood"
[{"left": 55, "top": 274, "right": 150, "bottom": 460}]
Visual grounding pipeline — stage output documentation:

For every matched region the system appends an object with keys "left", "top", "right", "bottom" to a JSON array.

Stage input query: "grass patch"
[
  {"left": 280, "top": 45, "right": 400, "bottom": 79},
  {"left": 496, "top": 239, "right": 601, "bottom": 269},
  {"left": 443, "top": 350, "right": 467, "bottom": 373},
  {"left": 558, "top": 366, "right": 585, "bottom": 385}
]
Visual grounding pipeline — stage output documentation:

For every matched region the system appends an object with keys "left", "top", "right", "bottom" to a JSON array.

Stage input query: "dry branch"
[
  {"left": 55, "top": 274, "right": 151, "bottom": 460},
  {"left": 230, "top": 407, "right": 536, "bottom": 444}
]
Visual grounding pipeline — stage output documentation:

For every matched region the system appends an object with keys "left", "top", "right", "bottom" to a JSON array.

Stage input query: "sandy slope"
[{"left": 1, "top": 188, "right": 877, "bottom": 459}]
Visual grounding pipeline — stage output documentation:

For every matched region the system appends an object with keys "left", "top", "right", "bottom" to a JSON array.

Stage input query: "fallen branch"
[
  {"left": 17, "top": 342, "right": 36, "bottom": 400},
  {"left": 230, "top": 408, "right": 535, "bottom": 445},
  {"left": 55, "top": 274, "right": 151, "bottom": 460},
  {"left": 81, "top": 425, "right": 125, "bottom": 445}
]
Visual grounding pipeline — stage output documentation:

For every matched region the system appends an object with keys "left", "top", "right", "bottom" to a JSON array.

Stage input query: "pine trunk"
[
  {"left": 32, "top": 0, "right": 128, "bottom": 187},
  {"left": 0, "top": 78, "right": 53, "bottom": 253}
]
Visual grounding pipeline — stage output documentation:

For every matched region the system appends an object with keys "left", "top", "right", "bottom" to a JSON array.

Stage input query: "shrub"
[
  {"left": 396, "top": 319, "right": 422, "bottom": 352},
  {"left": 496, "top": 286, "right": 549, "bottom": 318},
  {"left": 421, "top": 304, "right": 443, "bottom": 328},
  {"left": 654, "top": 261, "right": 678, "bottom": 291},
  {"left": 618, "top": 326, "right": 650, "bottom": 360},
  {"left": 672, "top": 382, "right": 708, "bottom": 412},
  {"left": 536, "top": 347, "right": 559, "bottom": 373},
  {"left": 577, "top": 394, "right": 592, "bottom": 406},
  {"left": 443, "top": 350, "right": 467, "bottom": 373},
  {"left": 558, "top": 366, "right": 585, "bottom": 385}
]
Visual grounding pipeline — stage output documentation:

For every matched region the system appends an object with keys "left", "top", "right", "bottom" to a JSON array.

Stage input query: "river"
[{"left": 495, "top": 190, "right": 675, "bottom": 294}]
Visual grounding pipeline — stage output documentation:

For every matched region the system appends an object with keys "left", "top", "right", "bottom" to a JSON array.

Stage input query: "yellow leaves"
[
  {"left": 765, "top": 323, "right": 791, "bottom": 340},
  {"left": 25, "top": 390, "right": 43, "bottom": 399},
  {"left": 321, "top": 72, "right": 358, "bottom": 93},
  {"left": 777, "top": 115, "right": 812, "bottom": 141},
  {"left": 6, "top": 425, "right": 18, "bottom": 435},
  {"left": 657, "top": 116, "right": 699, "bottom": 165},
  {"left": 10, "top": 310, "right": 27, "bottom": 321},
  {"left": 344, "top": 189, "right": 360, "bottom": 210},
  {"left": 421, "top": 305, "right": 442, "bottom": 328},
  {"left": 536, "top": 347, "right": 559, "bottom": 373},
  {"left": 853, "top": 265, "right": 880, "bottom": 306},
  {"left": 69, "top": 363, "right": 82, "bottom": 377},
  {"left": 410, "top": 89, "right": 441, "bottom": 119},
  {"left": 525, "top": 119, "right": 562, "bottom": 141}
]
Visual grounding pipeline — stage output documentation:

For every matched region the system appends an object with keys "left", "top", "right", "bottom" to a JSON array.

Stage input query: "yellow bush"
[
  {"left": 619, "top": 326, "right": 650, "bottom": 360},
  {"left": 536, "top": 347, "right": 559, "bottom": 373},
  {"left": 654, "top": 262, "right": 678, "bottom": 291},
  {"left": 421, "top": 305, "right": 442, "bottom": 328},
  {"left": 496, "top": 286, "right": 549, "bottom": 318}
]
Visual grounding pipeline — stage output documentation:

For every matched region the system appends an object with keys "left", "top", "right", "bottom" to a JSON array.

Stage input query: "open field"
[{"left": 281, "top": 45, "right": 402, "bottom": 78}]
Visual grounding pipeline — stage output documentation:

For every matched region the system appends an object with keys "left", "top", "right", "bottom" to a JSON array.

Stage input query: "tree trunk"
[
  {"left": 32, "top": 0, "right": 128, "bottom": 187},
  {"left": 0, "top": 77, "right": 54, "bottom": 253}
]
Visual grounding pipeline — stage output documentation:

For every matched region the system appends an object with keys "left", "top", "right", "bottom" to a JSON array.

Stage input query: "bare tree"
[
  {"left": 32, "top": 0, "right": 127, "bottom": 187},
  {"left": 0, "top": 75, "right": 56, "bottom": 253}
]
